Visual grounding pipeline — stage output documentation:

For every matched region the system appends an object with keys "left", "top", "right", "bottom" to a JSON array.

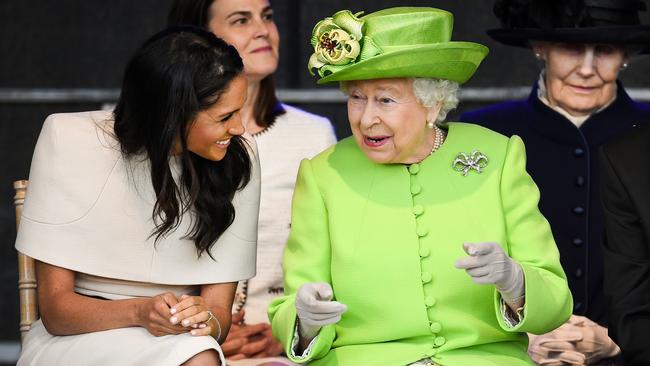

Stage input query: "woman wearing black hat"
[{"left": 461, "top": 0, "right": 650, "bottom": 365}]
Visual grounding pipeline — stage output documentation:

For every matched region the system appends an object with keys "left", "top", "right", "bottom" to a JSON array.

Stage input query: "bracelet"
[{"left": 205, "top": 310, "right": 221, "bottom": 340}]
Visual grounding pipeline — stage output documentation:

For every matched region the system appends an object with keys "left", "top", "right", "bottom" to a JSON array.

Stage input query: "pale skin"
[
  {"left": 533, "top": 41, "right": 627, "bottom": 117},
  {"left": 206, "top": 0, "right": 287, "bottom": 360},
  {"left": 296, "top": 78, "right": 524, "bottom": 351},
  {"left": 345, "top": 78, "right": 442, "bottom": 165},
  {"left": 208, "top": 0, "right": 279, "bottom": 135},
  {"left": 530, "top": 41, "right": 625, "bottom": 365},
  {"left": 295, "top": 77, "right": 443, "bottom": 350}
]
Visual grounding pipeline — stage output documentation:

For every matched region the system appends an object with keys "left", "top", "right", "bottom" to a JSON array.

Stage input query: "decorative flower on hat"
[{"left": 308, "top": 10, "right": 365, "bottom": 77}]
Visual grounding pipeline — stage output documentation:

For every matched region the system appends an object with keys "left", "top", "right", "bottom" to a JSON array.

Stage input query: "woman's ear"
[
  {"left": 531, "top": 41, "right": 546, "bottom": 61},
  {"left": 426, "top": 101, "right": 443, "bottom": 125}
]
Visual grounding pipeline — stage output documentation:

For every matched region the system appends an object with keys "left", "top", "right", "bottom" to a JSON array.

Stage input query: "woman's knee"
[{"left": 182, "top": 349, "right": 220, "bottom": 366}]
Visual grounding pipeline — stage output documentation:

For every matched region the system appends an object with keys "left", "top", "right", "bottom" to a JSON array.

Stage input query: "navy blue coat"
[{"left": 461, "top": 82, "right": 650, "bottom": 325}]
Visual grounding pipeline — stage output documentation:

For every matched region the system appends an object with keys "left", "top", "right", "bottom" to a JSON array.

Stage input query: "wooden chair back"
[{"left": 14, "top": 179, "right": 38, "bottom": 340}]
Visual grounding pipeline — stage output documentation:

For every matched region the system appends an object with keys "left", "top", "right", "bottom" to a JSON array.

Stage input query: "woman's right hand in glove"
[{"left": 295, "top": 282, "right": 347, "bottom": 342}]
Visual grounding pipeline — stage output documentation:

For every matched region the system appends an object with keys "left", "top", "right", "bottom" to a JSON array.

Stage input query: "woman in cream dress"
[
  {"left": 168, "top": 1, "right": 336, "bottom": 364},
  {"left": 15, "top": 27, "right": 260, "bottom": 366}
]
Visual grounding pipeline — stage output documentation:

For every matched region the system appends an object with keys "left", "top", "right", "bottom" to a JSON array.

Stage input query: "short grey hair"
[
  {"left": 412, "top": 78, "right": 459, "bottom": 123},
  {"left": 340, "top": 78, "right": 459, "bottom": 123}
]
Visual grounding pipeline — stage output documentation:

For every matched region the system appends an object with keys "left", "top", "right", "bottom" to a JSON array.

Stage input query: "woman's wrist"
[{"left": 131, "top": 297, "right": 149, "bottom": 328}]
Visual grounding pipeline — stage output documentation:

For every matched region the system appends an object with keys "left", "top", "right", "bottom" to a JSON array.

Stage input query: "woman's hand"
[
  {"left": 222, "top": 311, "right": 284, "bottom": 359},
  {"left": 528, "top": 315, "right": 619, "bottom": 365},
  {"left": 295, "top": 282, "right": 347, "bottom": 342},
  {"left": 137, "top": 292, "right": 188, "bottom": 337},
  {"left": 222, "top": 311, "right": 266, "bottom": 357},
  {"left": 170, "top": 294, "right": 218, "bottom": 337},
  {"left": 455, "top": 242, "right": 525, "bottom": 308}
]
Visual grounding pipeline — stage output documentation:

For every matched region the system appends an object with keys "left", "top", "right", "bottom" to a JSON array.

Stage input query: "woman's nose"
[
  {"left": 228, "top": 114, "right": 245, "bottom": 136},
  {"left": 359, "top": 103, "right": 378, "bottom": 128},
  {"left": 252, "top": 18, "right": 270, "bottom": 38},
  {"left": 577, "top": 47, "right": 596, "bottom": 77}
]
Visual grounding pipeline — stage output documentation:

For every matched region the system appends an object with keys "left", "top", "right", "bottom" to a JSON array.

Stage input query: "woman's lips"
[
  {"left": 569, "top": 84, "right": 599, "bottom": 94},
  {"left": 363, "top": 135, "right": 390, "bottom": 147},
  {"left": 214, "top": 138, "right": 231, "bottom": 149},
  {"left": 251, "top": 46, "right": 273, "bottom": 53}
]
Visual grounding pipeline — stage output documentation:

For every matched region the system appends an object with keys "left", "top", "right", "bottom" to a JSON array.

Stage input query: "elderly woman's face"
[
  {"left": 535, "top": 42, "right": 627, "bottom": 116},
  {"left": 346, "top": 78, "right": 441, "bottom": 164},
  {"left": 208, "top": 0, "right": 280, "bottom": 82}
]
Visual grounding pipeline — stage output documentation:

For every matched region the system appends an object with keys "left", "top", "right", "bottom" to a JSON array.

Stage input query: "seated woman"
[
  {"left": 15, "top": 26, "right": 260, "bottom": 366},
  {"left": 268, "top": 7, "right": 573, "bottom": 366}
]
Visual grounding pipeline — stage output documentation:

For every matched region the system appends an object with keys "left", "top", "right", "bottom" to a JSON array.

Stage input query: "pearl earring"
[
  {"left": 621, "top": 63, "right": 629, "bottom": 70},
  {"left": 535, "top": 52, "right": 541, "bottom": 59},
  {"left": 427, "top": 120, "right": 435, "bottom": 129}
]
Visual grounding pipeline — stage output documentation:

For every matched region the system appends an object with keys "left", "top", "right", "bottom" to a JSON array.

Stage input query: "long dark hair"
[
  {"left": 167, "top": 0, "right": 286, "bottom": 129},
  {"left": 113, "top": 26, "right": 251, "bottom": 257}
]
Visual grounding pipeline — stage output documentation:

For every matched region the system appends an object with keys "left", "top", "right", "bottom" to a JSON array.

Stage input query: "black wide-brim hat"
[{"left": 487, "top": 0, "right": 650, "bottom": 53}]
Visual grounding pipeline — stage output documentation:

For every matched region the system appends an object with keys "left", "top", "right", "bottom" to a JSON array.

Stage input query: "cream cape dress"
[{"left": 15, "top": 110, "right": 260, "bottom": 365}]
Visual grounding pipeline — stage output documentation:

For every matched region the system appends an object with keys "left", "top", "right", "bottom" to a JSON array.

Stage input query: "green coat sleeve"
[
  {"left": 493, "top": 135, "right": 573, "bottom": 334},
  {"left": 268, "top": 158, "right": 336, "bottom": 363}
]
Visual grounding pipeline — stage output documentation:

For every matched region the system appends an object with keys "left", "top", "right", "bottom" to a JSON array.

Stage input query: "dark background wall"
[{"left": 1, "top": 0, "right": 649, "bottom": 350}]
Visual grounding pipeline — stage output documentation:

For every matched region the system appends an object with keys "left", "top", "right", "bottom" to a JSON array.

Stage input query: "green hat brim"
[{"left": 316, "top": 41, "right": 489, "bottom": 85}]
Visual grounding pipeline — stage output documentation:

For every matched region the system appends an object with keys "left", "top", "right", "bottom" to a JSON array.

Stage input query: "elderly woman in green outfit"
[{"left": 268, "top": 7, "right": 573, "bottom": 366}]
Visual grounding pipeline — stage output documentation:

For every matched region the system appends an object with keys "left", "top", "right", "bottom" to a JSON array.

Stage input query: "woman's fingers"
[
  {"left": 169, "top": 295, "right": 208, "bottom": 327},
  {"left": 234, "top": 323, "right": 269, "bottom": 337},
  {"left": 189, "top": 323, "right": 212, "bottom": 336},
  {"left": 239, "top": 335, "right": 270, "bottom": 356},
  {"left": 170, "top": 295, "right": 203, "bottom": 315},
  {"left": 171, "top": 305, "right": 203, "bottom": 326},
  {"left": 221, "top": 335, "right": 248, "bottom": 356}
]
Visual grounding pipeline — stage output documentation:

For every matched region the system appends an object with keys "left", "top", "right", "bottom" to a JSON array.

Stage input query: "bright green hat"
[{"left": 308, "top": 7, "right": 489, "bottom": 84}]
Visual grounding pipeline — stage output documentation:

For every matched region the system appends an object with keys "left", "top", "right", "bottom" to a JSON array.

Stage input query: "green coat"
[{"left": 269, "top": 123, "right": 572, "bottom": 366}]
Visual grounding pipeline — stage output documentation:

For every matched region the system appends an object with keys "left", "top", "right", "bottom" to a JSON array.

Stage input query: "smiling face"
[
  {"left": 346, "top": 78, "right": 442, "bottom": 164},
  {"left": 207, "top": 0, "right": 279, "bottom": 82},
  {"left": 185, "top": 75, "right": 247, "bottom": 161},
  {"left": 534, "top": 42, "right": 627, "bottom": 117}
]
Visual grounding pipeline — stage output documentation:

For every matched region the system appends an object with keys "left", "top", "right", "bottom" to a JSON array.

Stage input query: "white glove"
[
  {"left": 295, "top": 282, "right": 347, "bottom": 341},
  {"left": 454, "top": 242, "right": 525, "bottom": 305}
]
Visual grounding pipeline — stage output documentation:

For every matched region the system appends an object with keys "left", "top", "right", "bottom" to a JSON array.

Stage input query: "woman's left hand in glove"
[{"left": 455, "top": 242, "right": 525, "bottom": 306}]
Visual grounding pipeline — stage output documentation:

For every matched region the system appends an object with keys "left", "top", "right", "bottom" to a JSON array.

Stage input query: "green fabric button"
[
  {"left": 413, "top": 205, "right": 424, "bottom": 216},
  {"left": 430, "top": 322, "right": 442, "bottom": 333},
  {"left": 421, "top": 272, "right": 432, "bottom": 283},
  {"left": 417, "top": 225, "right": 429, "bottom": 237},
  {"left": 411, "top": 183, "right": 422, "bottom": 195},
  {"left": 434, "top": 336, "right": 446, "bottom": 346},
  {"left": 419, "top": 247, "right": 430, "bottom": 258},
  {"left": 408, "top": 163, "right": 420, "bottom": 174},
  {"left": 424, "top": 296, "right": 436, "bottom": 307}
]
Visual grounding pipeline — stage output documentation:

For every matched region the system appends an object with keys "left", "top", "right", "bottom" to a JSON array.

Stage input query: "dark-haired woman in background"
[
  {"left": 461, "top": 0, "right": 650, "bottom": 364},
  {"left": 15, "top": 27, "right": 259, "bottom": 366},
  {"left": 168, "top": 1, "right": 336, "bottom": 364}
]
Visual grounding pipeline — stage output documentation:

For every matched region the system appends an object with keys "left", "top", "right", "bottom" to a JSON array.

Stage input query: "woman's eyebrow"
[
  {"left": 226, "top": 11, "right": 252, "bottom": 19},
  {"left": 226, "top": 6, "right": 272, "bottom": 19}
]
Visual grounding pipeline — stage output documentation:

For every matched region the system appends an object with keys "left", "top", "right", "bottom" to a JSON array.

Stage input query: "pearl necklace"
[{"left": 429, "top": 125, "right": 446, "bottom": 155}]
